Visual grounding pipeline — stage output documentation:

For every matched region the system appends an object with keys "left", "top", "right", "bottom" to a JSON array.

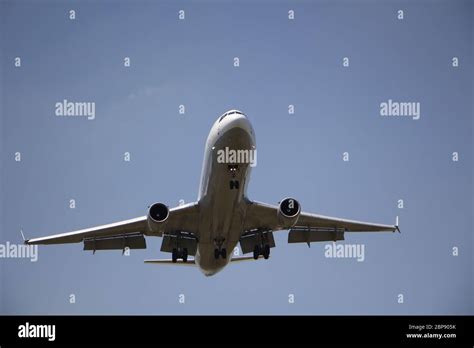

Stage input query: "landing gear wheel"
[
  {"left": 253, "top": 245, "right": 261, "bottom": 260},
  {"left": 263, "top": 244, "right": 270, "bottom": 259},
  {"left": 172, "top": 248, "right": 178, "bottom": 263},
  {"left": 182, "top": 248, "right": 188, "bottom": 263},
  {"left": 220, "top": 248, "right": 227, "bottom": 259},
  {"left": 214, "top": 248, "right": 220, "bottom": 260}
]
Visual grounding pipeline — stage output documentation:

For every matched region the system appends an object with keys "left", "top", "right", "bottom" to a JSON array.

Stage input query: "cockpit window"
[
  {"left": 219, "top": 114, "right": 228, "bottom": 122},
  {"left": 219, "top": 110, "right": 243, "bottom": 122}
]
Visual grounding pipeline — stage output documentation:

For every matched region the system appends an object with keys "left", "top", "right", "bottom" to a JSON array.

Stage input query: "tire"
[
  {"left": 214, "top": 248, "right": 220, "bottom": 259},
  {"left": 253, "top": 245, "right": 260, "bottom": 260},
  {"left": 263, "top": 244, "right": 270, "bottom": 259},
  {"left": 172, "top": 248, "right": 178, "bottom": 263},
  {"left": 221, "top": 248, "right": 227, "bottom": 259},
  {"left": 182, "top": 248, "right": 188, "bottom": 263}
]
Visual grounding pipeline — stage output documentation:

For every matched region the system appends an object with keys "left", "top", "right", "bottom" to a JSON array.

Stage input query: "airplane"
[{"left": 24, "top": 110, "right": 399, "bottom": 276}]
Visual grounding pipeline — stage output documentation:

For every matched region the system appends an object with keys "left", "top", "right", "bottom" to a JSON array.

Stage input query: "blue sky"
[{"left": 0, "top": 0, "right": 472, "bottom": 314}]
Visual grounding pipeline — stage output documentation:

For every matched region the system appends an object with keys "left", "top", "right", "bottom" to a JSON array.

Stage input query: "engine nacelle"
[
  {"left": 278, "top": 197, "right": 301, "bottom": 228},
  {"left": 147, "top": 202, "right": 170, "bottom": 235}
]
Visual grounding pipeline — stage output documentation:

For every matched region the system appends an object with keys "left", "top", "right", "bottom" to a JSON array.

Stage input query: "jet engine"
[
  {"left": 278, "top": 197, "right": 301, "bottom": 228},
  {"left": 147, "top": 202, "right": 169, "bottom": 235}
]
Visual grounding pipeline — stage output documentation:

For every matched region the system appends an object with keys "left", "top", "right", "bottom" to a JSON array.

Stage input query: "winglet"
[
  {"left": 395, "top": 216, "right": 400, "bottom": 233},
  {"left": 20, "top": 229, "right": 28, "bottom": 244}
]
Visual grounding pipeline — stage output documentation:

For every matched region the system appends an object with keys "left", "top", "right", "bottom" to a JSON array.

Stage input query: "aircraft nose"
[
  {"left": 217, "top": 111, "right": 253, "bottom": 136},
  {"left": 228, "top": 113, "right": 253, "bottom": 134},
  {"left": 228, "top": 113, "right": 250, "bottom": 130}
]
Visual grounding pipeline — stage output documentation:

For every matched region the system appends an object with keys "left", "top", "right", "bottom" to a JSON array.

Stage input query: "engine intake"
[
  {"left": 278, "top": 198, "right": 301, "bottom": 228},
  {"left": 147, "top": 202, "right": 169, "bottom": 235}
]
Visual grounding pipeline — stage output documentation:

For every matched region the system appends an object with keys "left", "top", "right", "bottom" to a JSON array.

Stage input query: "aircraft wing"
[
  {"left": 24, "top": 202, "right": 200, "bottom": 247},
  {"left": 25, "top": 216, "right": 148, "bottom": 245},
  {"left": 244, "top": 200, "right": 398, "bottom": 245}
]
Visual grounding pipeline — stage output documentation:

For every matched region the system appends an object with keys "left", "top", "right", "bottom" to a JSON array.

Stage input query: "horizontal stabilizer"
[
  {"left": 144, "top": 255, "right": 265, "bottom": 266},
  {"left": 230, "top": 255, "right": 265, "bottom": 262},
  {"left": 144, "top": 259, "right": 196, "bottom": 266}
]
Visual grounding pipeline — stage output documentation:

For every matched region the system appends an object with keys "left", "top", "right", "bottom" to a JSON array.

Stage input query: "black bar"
[{"left": 0, "top": 315, "right": 472, "bottom": 346}]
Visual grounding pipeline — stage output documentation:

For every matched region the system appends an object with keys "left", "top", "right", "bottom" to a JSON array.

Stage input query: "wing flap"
[
  {"left": 83, "top": 233, "right": 146, "bottom": 251},
  {"left": 288, "top": 228, "right": 345, "bottom": 244}
]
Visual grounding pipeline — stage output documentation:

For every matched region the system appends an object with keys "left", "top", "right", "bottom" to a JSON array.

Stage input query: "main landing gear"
[
  {"left": 253, "top": 244, "right": 270, "bottom": 260},
  {"left": 172, "top": 248, "right": 188, "bottom": 263}
]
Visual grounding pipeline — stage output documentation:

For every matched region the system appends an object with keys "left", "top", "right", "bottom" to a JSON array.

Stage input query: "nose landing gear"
[
  {"left": 213, "top": 237, "right": 227, "bottom": 260},
  {"left": 229, "top": 180, "right": 240, "bottom": 190},
  {"left": 214, "top": 248, "right": 227, "bottom": 259}
]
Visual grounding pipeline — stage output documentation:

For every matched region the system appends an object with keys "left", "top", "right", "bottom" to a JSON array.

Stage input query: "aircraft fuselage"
[{"left": 195, "top": 111, "right": 256, "bottom": 276}]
